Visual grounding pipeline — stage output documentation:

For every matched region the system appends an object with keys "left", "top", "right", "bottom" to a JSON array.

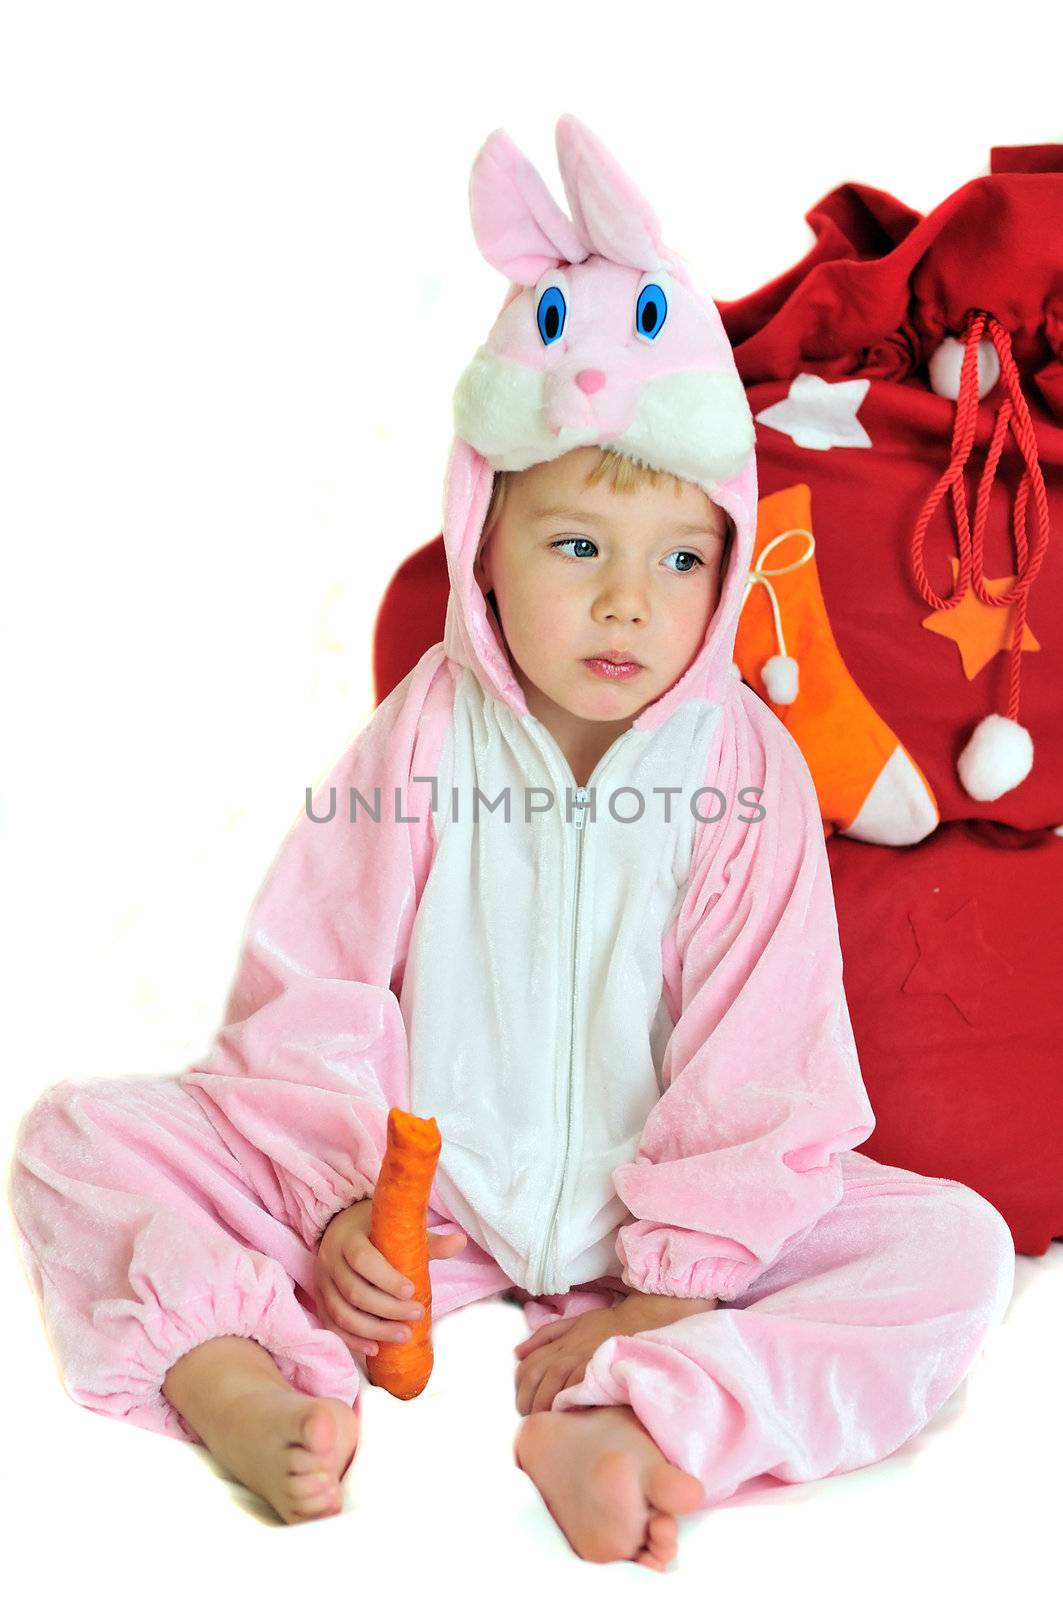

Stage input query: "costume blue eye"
[
  {"left": 536, "top": 285, "right": 566, "bottom": 346},
  {"left": 635, "top": 282, "right": 667, "bottom": 341}
]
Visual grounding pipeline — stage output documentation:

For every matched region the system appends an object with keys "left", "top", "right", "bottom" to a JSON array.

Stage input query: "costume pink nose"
[{"left": 575, "top": 369, "right": 606, "bottom": 394}]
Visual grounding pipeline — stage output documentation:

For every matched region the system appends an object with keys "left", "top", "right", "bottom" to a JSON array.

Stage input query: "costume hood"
[{"left": 441, "top": 113, "right": 757, "bottom": 735}]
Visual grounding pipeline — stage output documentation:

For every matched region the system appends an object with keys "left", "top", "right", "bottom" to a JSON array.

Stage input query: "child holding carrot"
[{"left": 9, "top": 114, "right": 1014, "bottom": 1570}]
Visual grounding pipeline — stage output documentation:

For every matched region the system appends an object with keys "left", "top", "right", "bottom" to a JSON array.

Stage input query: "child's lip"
[
  {"left": 584, "top": 657, "right": 645, "bottom": 678},
  {"left": 585, "top": 652, "right": 642, "bottom": 665}
]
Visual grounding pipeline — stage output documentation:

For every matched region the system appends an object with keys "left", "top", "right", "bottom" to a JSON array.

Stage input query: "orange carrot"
[{"left": 365, "top": 1108, "right": 441, "bottom": 1399}]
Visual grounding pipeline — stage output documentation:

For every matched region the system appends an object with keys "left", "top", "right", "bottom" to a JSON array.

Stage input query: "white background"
[{"left": 2, "top": 3, "right": 1060, "bottom": 1596}]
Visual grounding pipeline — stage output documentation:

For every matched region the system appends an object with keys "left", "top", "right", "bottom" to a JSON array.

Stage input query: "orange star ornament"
[{"left": 921, "top": 556, "right": 1041, "bottom": 680}]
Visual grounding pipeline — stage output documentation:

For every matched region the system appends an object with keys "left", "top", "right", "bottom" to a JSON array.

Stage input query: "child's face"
[{"left": 474, "top": 448, "right": 729, "bottom": 756}]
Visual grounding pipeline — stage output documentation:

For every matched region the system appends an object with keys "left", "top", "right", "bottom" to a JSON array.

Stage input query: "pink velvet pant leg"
[
  {"left": 10, "top": 1077, "right": 1015, "bottom": 1505},
  {"left": 538, "top": 1149, "right": 1016, "bottom": 1508},
  {"left": 8, "top": 1075, "right": 511, "bottom": 1444}
]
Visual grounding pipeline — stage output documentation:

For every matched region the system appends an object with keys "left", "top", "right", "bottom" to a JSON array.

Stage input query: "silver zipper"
[
  {"left": 528, "top": 728, "right": 633, "bottom": 1295},
  {"left": 534, "top": 788, "right": 587, "bottom": 1293}
]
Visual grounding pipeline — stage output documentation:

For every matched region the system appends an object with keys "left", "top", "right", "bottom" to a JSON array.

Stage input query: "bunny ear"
[
  {"left": 555, "top": 113, "right": 670, "bottom": 273},
  {"left": 469, "top": 127, "right": 589, "bottom": 285}
]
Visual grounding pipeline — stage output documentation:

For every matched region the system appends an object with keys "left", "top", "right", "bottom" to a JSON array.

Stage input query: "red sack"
[
  {"left": 719, "top": 145, "right": 1062, "bottom": 1253},
  {"left": 827, "top": 820, "right": 1062, "bottom": 1255}
]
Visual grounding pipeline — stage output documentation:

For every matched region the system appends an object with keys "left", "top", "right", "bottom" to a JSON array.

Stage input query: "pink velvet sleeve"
[
  {"left": 181, "top": 648, "right": 452, "bottom": 1252},
  {"left": 611, "top": 686, "right": 877, "bottom": 1304}
]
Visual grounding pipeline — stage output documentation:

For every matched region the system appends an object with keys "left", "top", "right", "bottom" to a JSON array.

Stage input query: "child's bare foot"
[
  {"left": 203, "top": 1386, "right": 359, "bottom": 1523},
  {"left": 164, "top": 1338, "right": 359, "bottom": 1525},
  {"left": 514, "top": 1404, "right": 704, "bottom": 1570}
]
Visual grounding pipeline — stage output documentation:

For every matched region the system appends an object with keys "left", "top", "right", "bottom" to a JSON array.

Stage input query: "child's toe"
[
  {"left": 297, "top": 1400, "right": 337, "bottom": 1456},
  {"left": 289, "top": 1469, "right": 341, "bottom": 1518},
  {"left": 646, "top": 1511, "right": 678, "bottom": 1563}
]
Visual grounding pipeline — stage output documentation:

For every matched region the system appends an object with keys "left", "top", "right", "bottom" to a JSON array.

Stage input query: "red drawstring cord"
[
  {"left": 970, "top": 315, "right": 1051, "bottom": 721},
  {"left": 910, "top": 308, "right": 1050, "bottom": 727},
  {"left": 910, "top": 309, "right": 985, "bottom": 609}
]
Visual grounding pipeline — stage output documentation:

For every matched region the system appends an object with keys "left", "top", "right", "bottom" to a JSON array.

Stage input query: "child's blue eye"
[
  {"left": 550, "top": 538, "right": 703, "bottom": 573},
  {"left": 635, "top": 282, "right": 668, "bottom": 341},
  {"left": 536, "top": 285, "right": 567, "bottom": 346}
]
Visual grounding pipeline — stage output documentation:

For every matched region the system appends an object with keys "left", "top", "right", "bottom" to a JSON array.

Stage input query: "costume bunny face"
[
  {"left": 453, "top": 117, "right": 755, "bottom": 488},
  {"left": 455, "top": 254, "right": 754, "bottom": 484},
  {"left": 441, "top": 114, "right": 760, "bottom": 733}
]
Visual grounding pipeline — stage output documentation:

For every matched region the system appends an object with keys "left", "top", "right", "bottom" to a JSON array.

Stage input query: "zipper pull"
[{"left": 573, "top": 787, "right": 588, "bottom": 830}]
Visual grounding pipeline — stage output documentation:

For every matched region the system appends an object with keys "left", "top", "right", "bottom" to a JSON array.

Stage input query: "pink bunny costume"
[{"left": 9, "top": 115, "right": 1015, "bottom": 1506}]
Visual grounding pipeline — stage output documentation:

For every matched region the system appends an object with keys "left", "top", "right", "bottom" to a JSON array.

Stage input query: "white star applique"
[{"left": 755, "top": 373, "right": 872, "bottom": 451}]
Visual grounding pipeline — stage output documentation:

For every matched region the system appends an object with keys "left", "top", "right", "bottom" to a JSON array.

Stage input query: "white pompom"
[
  {"left": 956, "top": 713, "right": 1033, "bottom": 801},
  {"left": 761, "top": 653, "right": 799, "bottom": 705},
  {"left": 928, "top": 335, "right": 1000, "bottom": 402}
]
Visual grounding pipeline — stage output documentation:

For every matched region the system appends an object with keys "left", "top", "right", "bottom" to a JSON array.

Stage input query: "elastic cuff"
[
  {"left": 74, "top": 1272, "right": 362, "bottom": 1445},
  {"left": 621, "top": 1257, "right": 759, "bottom": 1304},
  {"left": 298, "top": 1181, "right": 373, "bottom": 1253}
]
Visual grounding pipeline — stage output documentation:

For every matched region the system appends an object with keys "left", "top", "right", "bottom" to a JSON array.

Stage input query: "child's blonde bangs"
[{"left": 479, "top": 448, "right": 692, "bottom": 557}]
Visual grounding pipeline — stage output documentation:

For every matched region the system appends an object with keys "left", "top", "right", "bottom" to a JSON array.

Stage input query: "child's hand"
[
  {"left": 314, "top": 1198, "right": 467, "bottom": 1358},
  {"left": 513, "top": 1294, "right": 718, "bottom": 1414},
  {"left": 512, "top": 1305, "right": 628, "bottom": 1415}
]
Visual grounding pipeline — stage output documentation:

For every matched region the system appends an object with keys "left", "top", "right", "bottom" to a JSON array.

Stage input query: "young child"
[{"left": 8, "top": 115, "right": 1015, "bottom": 1570}]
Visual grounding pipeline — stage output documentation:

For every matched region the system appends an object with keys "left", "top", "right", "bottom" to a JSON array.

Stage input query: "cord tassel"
[
  {"left": 733, "top": 528, "right": 816, "bottom": 704},
  {"left": 917, "top": 309, "right": 1050, "bottom": 801}
]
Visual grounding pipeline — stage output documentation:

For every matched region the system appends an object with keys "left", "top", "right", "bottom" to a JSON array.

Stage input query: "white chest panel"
[{"left": 400, "top": 667, "right": 723, "bottom": 1295}]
